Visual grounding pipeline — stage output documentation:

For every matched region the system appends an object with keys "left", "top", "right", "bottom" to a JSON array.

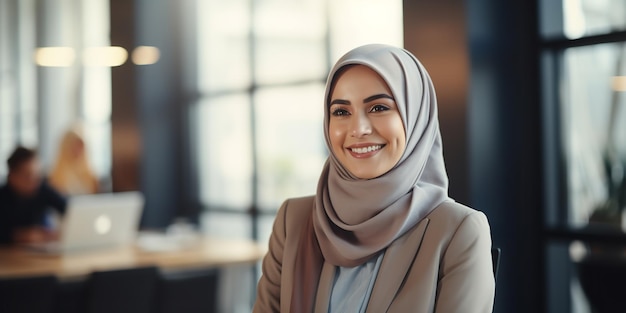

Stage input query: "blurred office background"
[{"left": 1, "top": 0, "right": 626, "bottom": 312}]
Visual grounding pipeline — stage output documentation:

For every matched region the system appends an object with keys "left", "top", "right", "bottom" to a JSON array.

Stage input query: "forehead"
[{"left": 332, "top": 65, "right": 389, "bottom": 89}]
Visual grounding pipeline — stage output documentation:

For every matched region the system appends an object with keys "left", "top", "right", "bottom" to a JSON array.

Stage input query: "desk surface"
[{"left": 0, "top": 235, "right": 266, "bottom": 280}]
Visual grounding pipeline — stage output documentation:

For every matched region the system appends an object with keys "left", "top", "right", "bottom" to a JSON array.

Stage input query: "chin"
[{"left": 350, "top": 169, "right": 383, "bottom": 180}]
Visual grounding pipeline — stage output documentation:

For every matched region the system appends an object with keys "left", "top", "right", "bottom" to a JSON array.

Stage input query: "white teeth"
[{"left": 350, "top": 145, "right": 382, "bottom": 154}]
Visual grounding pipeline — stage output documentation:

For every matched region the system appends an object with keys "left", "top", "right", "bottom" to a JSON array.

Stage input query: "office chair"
[
  {"left": 158, "top": 269, "right": 219, "bottom": 313},
  {"left": 52, "top": 279, "right": 86, "bottom": 313},
  {"left": 0, "top": 275, "right": 58, "bottom": 313},
  {"left": 84, "top": 266, "right": 159, "bottom": 313},
  {"left": 491, "top": 247, "right": 501, "bottom": 281},
  {"left": 577, "top": 255, "right": 626, "bottom": 313}
]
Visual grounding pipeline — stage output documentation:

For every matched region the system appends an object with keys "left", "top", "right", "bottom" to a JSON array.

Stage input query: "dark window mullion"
[
  {"left": 541, "top": 48, "right": 568, "bottom": 229},
  {"left": 541, "top": 30, "right": 626, "bottom": 51},
  {"left": 546, "top": 227, "right": 626, "bottom": 245},
  {"left": 197, "top": 78, "right": 327, "bottom": 100}
]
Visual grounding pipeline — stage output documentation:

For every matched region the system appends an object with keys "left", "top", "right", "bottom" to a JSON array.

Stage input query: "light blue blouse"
[{"left": 328, "top": 252, "right": 385, "bottom": 313}]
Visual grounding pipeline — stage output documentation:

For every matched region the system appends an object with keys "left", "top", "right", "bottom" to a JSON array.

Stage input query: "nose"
[{"left": 350, "top": 112, "right": 372, "bottom": 138}]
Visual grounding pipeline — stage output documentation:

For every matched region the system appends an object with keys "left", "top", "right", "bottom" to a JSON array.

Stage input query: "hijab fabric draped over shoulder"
[{"left": 291, "top": 44, "right": 450, "bottom": 313}]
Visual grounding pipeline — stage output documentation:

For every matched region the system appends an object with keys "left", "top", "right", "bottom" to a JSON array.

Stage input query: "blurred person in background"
[
  {"left": 0, "top": 147, "right": 66, "bottom": 245},
  {"left": 254, "top": 44, "right": 494, "bottom": 312},
  {"left": 49, "top": 124, "right": 99, "bottom": 195}
]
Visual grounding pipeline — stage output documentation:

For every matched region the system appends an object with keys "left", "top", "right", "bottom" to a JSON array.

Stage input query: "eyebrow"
[
  {"left": 330, "top": 99, "right": 350, "bottom": 105},
  {"left": 330, "top": 94, "right": 394, "bottom": 106},
  {"left": 363, "top": 94, "right": 394, "bottom": 103}
]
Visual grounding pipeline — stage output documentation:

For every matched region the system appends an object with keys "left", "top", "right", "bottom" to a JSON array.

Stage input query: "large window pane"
[
  {"left": 81, "top": 0, "right": 112, "bottom": 181},
  {"left": 541, "top": 0, "right": 626, "bottom": 39},
  {"left": 329, "top": 0, "right": 404, "bottom": 61},
  {"left": 85, "top": 123, "right": 111, "bottom": 180},
  {"left": 0, "top": 0, "right": 37, "bottom": 178},
  {"left": 252, "top": 0, "right": 326, "bottom": 84},
  {"left": 200, "top": 211, "right": 252, "bottom": 239},
  {"left": 0, "top": 80, "right": 16, "bottom": 161},
  {"left": 254, "top": 39, "right": 327, "bottom": 85},
  {"left": 196, "top": 95, "right": 253, "bottom": 211},
  {"left": 0, "top": 100, "right": 15, "bottom": 180},
  {"left": 198, "top": 0, "right": 251, "bottom": 93},
  {"left": 254, "top": 84, "right": 327, "bottom": 211},
  {"left": 253, "top": 0, "right": 326, "bottom": 39},
  {"left": 561, "top": 43, "right": 626, "bottom": 229}
]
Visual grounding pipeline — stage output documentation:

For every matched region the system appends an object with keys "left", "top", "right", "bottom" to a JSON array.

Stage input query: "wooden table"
[{"left": 0, "top": 235, "right": 266, "bottom": 280}]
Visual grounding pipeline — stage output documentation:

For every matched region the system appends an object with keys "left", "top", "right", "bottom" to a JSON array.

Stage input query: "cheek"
[
  {"left": 328, "top": 122, "right": 345, "bottom": 151},
  {"left": 379, "top": 116, "right": 406, "bottom": 147},
  {"left": 395, "top": 124, "right": 407, "bottom": 149}
]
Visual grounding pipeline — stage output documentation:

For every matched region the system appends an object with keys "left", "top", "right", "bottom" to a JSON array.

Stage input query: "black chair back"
[
  {"left": 0, "top": 275, "right": 58, "bottom": 313},
  {"left": 158, "top": 269, "right": 219, "bottom": 313},
  {"left": 492, "top": 247, "right": 501, "bottom": 280},
  {"left": 577, "top": 255, "right": 626, "bottom": 313},
  {"left": 85, "top": 266, "right": 159, "bottom": 313}
]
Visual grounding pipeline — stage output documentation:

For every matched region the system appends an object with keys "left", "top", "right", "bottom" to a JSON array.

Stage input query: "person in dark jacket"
[{"left": 0, "top": 146, "right": 66, "bottom": 245}]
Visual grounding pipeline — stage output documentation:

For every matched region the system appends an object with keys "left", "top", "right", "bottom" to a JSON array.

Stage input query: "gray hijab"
[{"left": 313, "top": 43, "right": 450, "bottom": 267}]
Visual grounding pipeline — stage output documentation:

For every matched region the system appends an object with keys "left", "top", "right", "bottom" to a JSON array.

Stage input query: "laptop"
[{"left": 27, "top": 191, "right": 144, "bottom": 253}]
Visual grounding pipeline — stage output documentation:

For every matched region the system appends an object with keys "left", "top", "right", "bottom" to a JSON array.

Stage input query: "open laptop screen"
[{"left": 58, "top": 191, "right": 144, "bottom": 252}]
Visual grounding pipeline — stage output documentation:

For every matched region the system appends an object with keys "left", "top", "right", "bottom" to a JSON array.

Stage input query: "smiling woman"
[{"left": 253, "top": 44, "right": 495, "bottom": 313}]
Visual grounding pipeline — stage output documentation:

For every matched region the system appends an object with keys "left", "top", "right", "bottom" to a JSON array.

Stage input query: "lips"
[{"left": 346, "top": 144, "right": 385, "bottom": 158}]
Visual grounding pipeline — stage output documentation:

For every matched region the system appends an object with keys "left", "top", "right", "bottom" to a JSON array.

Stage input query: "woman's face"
[{"left": 328, "top": 65, "right": 406, "bottom": 179}]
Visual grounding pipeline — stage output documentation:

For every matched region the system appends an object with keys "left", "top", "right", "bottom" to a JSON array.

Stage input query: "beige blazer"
[{"left": 253, "top": 196, "right": 495, "bottom": 313}]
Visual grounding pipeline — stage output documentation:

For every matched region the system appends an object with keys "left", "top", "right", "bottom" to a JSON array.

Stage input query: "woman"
[
  {"left": 49, "top": 125, "right": 99, "bottom": 195},
  {"left": 254, "top": 44, "right": 495, "bottom": 313}
]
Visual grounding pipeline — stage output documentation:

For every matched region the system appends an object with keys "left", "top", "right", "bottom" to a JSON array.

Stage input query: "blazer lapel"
[
  {"left": 314, "top": 260, "right": 336, "bottom": 313},
  {"left": 365, "top": 218, "right": 430, "bottom": 313}
]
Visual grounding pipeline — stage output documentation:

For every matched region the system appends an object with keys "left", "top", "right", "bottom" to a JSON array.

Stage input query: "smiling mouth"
[{"left": 348, "top": 144, "right": 384, "bottom": 154}]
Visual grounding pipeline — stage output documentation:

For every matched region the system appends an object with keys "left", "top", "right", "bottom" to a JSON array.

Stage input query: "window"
[
  {"left": 0, "top": 0, "right": 112, "bottom": 184},
  {"left": 0, "top": 0, "right": 37, "bottom": 180},
  {"left": 540, "top": 1, "right": 626, "bottom": 312},
  {"left": 194, "top": 0, "right": 404, "bottom": 247}
]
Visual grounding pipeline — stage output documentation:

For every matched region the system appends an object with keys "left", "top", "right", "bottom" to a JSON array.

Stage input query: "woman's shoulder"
[
  {"left": 429, "top": 200, "right": 481, "bottom": 220},
  {"left": 276, "top": 195, "right": 315, "bottom": 223},
  {"left": 424, "top": 200, "right": 490, "bottom": 239},
  {"left": 282, "top": 195, "right": 315, "bottom": 209}
]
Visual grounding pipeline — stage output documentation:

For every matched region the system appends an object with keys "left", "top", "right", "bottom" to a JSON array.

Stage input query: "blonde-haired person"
[{"left": 49, "top": 126, "right": 99, "bottom": 195}]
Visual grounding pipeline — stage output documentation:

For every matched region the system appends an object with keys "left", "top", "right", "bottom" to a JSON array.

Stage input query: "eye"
[
  {"left": 331, "top": 108, "right": 350, "bottom": 117},
  {"left": 369, "top": 104, "right": 390, "bottom": 113}
]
